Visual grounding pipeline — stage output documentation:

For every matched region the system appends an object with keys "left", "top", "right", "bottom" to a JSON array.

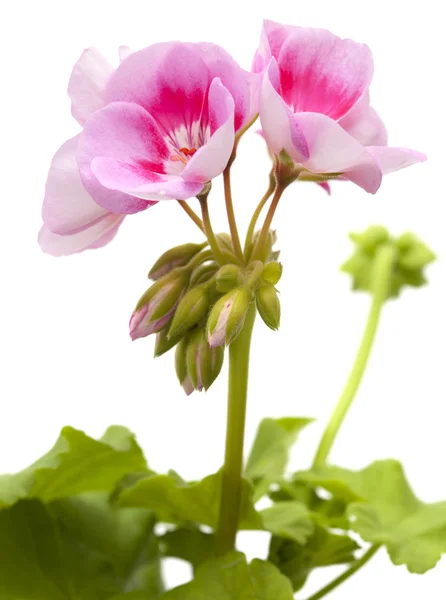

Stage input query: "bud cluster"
[
  {"left": 342, "top": 225, "right": 436, "bottom": 298},
  {"left": 129, "top": 234, "right": 283, "bottom": 395}
]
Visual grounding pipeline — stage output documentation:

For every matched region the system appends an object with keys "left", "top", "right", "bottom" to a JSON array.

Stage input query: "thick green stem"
[
  {"left": 215, "top": 303, "right": 256, "bottom": 555},
  {"left": 304, "top": 544, "right": 380, "bottom": 600},
  {"left": 313, "top": 244, "right": 396, "bottom": 468},
  {"left": 244, "top": 177, "right": 275, "bottom": 259},
  {"left": 199, "top": 197, "right": 225, "bottom": 265},
  {"left": 223, "top": 167, "right": 244, "bottom": 262}
]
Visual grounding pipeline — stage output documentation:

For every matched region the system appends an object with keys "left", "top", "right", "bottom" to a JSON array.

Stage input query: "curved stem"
[
  {"left": 223, "top": 167, "right": 244, "bottom": 262},
  {"left": 177, "top": 200, "right": 204, "bottom": 233},
  {"left": 244, "top": 177, "right": 275, "bottom": 259},
  {"left": 215, "top": 303, "right": 256, "bottom": 555},
  {"left": 304, "top": 545, "right": 380, "bottom": 600},
  {"left": 251, "top": 184, "right": 285, "bottom": 262},
  {"left": 199, "top": 197, "right": 225, "bottom": 265},
  {"left": 313, "top": 245, "right": 396, "bottom": 468}
]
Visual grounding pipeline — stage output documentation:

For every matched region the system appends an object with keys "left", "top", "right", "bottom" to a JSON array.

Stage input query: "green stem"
[
  {"left": 244, "top": 176, "right": 275, "bottom": 259},
  {"left": 251, "top": 184, "right": 285, "bottom": 262},
  {"left": 199, "top": 197, "right": 225, "bottom": 265},
  {"left": 223, "top": 167, "right": 244, "bottom": 263},
  {"left": 177, "top": 200, "right": 204, "bottom": 232},
  {"left": 215, "top": 303, "right": 256, "bottom": 555},
  {"left": 313, "top": 244, "right": 396, "bottom": 468},
  {"left": 304, "top": 544, "right": 380, "bottom": 600}
]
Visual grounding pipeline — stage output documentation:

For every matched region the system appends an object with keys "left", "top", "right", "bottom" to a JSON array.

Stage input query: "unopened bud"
[
  {"left": 130, "top": 269, "right": 189, "bottom": 341},
  {"left": 216, "top": 264, "right": 243, "bottom": 293},
  {"left": 207, "top": 288, "right": 252, "bottom": 347},
  {"left": 175, "top": 337, "right": 192, "bottom": 395},
  {"left": 148, "top": 242, "right": 206, "bottom": 279},
  {"left": 262, "top": 261, "right": 283, "bottom": 285},
  {"left": 186, "top": 329, "right": 204, "bottom": 391},
  {"left": 190, "top": 263, "right": 219, "bottom": 286},
  {"left": 184, "top": 329, "right": 225, "bottom": 392},
  {"left": 169, "top": 284, "right": 210, "bottom": 339},
  {"left": 256, "top": 284, "right": 281, "bottom": 330},
  {"left": 154, "top": 327, "right": 182, "bottom": 357}
]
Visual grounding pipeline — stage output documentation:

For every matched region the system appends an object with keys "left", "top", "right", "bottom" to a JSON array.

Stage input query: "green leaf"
[
  {"left": 296, "top": 460, "right": 446, "bottom": 573},
  {"left": 160, "top": 552, "right": 294, "bottom": 600},
  {"left": 0, "top": 426, "right": 148, "bottom": 508},
  {"left": 269, "top": 526, "right": 359, "bottom": 591},
  {"left": 160, "top": 528, "right": 216, "bottom": 569},
  {"left": 117, "top": 471, "right": 262, "bottom": 530},
  {"left": 246, "top": 418, "right": 313, "bottom": 500},
  {"left": 0, "top": 495, "right": 164, "bottom": 599},
  {"left": 260, "top": 501, "right": 314, "bottom": 544}
]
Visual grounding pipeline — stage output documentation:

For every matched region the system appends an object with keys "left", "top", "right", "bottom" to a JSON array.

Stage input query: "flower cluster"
[{"left": 39, "top": 19, "right": 426, "bottom": 392}]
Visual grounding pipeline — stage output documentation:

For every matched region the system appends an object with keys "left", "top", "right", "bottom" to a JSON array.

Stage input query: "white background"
[{"left": 1, "top": 0, "right": 445, "bottom": 597}]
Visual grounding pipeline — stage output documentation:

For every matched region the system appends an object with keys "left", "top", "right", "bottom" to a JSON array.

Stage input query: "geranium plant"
[{"left": 1, "top": 19, "right": 442, "bottom": 600}]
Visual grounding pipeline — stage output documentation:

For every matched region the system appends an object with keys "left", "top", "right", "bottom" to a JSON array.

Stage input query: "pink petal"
[
  {"left": 194, "top": 42, "right": 252, "bottom": 131},
  {"left": 296, "top": 112, "right": 382, "bottom": 193},
  {"left": 366, "top": 147, "right": 427, "bottom": 175},
  {"left": 181, "top": 78, "right": 235, "bottom": 182},
  {"left": 339, "top": 92, "right": 388, "bottom": 146},
  {"left": 318, "top": 182, "right": 331, "bottom": 194},
  {"left": 118, "top": 46, "right": 132, "bottom": 62},
  {"left": 106, "top": 42, "right": 210, "bottom": 135},
  {"left": 277, "top": 27, "right": 373, "bottom": 121},
  {"left": 38, "top": 214, "right": 124, "bottom": 256},
  {"left": 77, "top": 101, "right": 168, "bottom": 212},
  {"left": 42, "top": 135, "right": 109, "bottom": 235},
  {"left": 259, "top": 60, "right": 309, "bottom": 161},
  {"left": 252, "top": 19, "right": 294, "bottom": 73},
  {"left": 68, "top": 47, "right": 113, "bottom": 126}
]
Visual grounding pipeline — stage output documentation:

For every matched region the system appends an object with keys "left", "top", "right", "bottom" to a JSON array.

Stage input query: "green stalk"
[
  {"left": 313, "top": 244, "right": 396, "bottom": 468},
  {"left": 304, "top": 544, "right": 380, "bottom": 600},
  {"left": 215, "top": 303, "right": 256, "bottom": 555},
  {"left": 223, "top": 166, "right": 244, "bottom": 262},
  {"left": 199, "top": 197, "right": 225, "bottom": 266},
  {"left": 244, "top": 177, "right": 275, "bottom": 260}
]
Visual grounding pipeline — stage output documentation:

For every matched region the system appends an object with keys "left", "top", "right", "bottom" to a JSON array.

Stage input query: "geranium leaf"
[
  {"left": 0, "top": 426, "right": 148, "bottom": 508},
  {"left": 159, "top": 528, "right": 216, "bottom": 569},
  {"left": 260, "top": 501, "right": 314, "bottom": 544},
  {"left": 296, "top": 460, "right": 446, "bottom": 573},
  {"left": 245, "top": 418, "right": 313, "bottom": 501},
  {"left": 268, "top": 525, "right": 359, "bottom": 591},
  {"left": 160, "top": 552, "right": 294, "bottom": 600}
]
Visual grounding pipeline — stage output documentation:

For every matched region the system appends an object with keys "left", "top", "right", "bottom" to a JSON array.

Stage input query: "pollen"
[{"left": 170, "top": 147, "right": 197, "bottom": 164}]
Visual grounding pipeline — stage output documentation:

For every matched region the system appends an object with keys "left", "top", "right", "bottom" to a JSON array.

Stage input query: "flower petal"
[
  {"left": 42, "top": 135, "right": 110, "bottom": 235},
  {"left": 252, "top": 19, "right": 294, "bottom": 73},
  {"left": 259, "top": 60, "right": 309, "bottom": 161},
  {"left": 194, "top": 42, "right": 252, "bottom": 130},
  {"left": 339, "top": 92, "right": 387, "bottom": 146},
  {"left": 38, "top": 214, "right": 124, "bottom": 256},
  {"left": 181, "top": 78, "right": 235, "bottom": 182},
  {"left": 77, "top": 101, "right": 168, "bottom": 212},
  {"left": 296, "top": 112, "right": 383, "bottom": 193},
  {"left": 118, "top": 45, "right": 132, "bottom": 62},
  {"left": 68, "top": 47, "right": 113, "bottom": 126},
  {"left": 106, "top": 42, "right": 210, "bottom": 135},
  {"left": 277, "top": 27, "right": 373, "bottom": 120},
  {"left": 366, "top": 147, "right": 427, "bottom": 175}
]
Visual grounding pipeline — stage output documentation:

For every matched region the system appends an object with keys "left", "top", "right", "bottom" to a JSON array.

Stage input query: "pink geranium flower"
[
  {"left": 254, "top": 20, "right": 426, "bottom": 193},
  {"left": 39, "top": 47, "right": 132, "bottom": 256},
  {"left": 77, "top": 42, "right": 254, "bottom": 212}
]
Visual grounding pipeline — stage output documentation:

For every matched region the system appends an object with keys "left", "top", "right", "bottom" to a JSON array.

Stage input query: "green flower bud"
[
  {"left": 262, "top": 261, "right": 283, "bottom": 285},
  {"left": 342, "top": 226, "right": 436, "bottom": 298},
  {"left": 185, "top": 329, "right": 203, "bottom": 391},
  {"left": 216, "top": 264, "right": 243, "bottom": 293},
  {"left": 256, "top": 284, "right": 281, "bottom": 330},
  {"left": 190, "top": 263, "right": 219, "bottom": 287},
  {"left": 148, "top": 242, "right": 207, "bottom": 279},
  {"left": 183, "top": 329, "right": 225, "bottom": 392},
  {"left": 169, "top": 284, "right": 210, "bottom": 339},
  {"left": 207, "top": 288, "right": 252, "bottom": 347},
  {"left": 154, "top": 327, "right": 182, "bottom": 357},
  {"left": 175, "top": 337, "right": 193, "bottom": 395}
]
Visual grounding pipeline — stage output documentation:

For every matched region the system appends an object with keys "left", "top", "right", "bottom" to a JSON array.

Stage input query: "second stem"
[{"left": 215, "top": 303, "right": 257, "bottom": 555}]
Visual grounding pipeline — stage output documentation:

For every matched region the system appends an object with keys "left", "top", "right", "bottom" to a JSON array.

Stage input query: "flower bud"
[
  {"left": 256, "top": 284, "right": 281, "bottom": 330},
  {"left": 189, "top": 263, "right": 219, "bottom": 286},
  {"left": 169, "top": 284, "right": 210, "bottom": 339},
  {"left": 216, "top": 264, "right": 243, "bottom": 293},
  {"left": 130, "top": 269, "right": 189, "bottom": 341},
  {"left": 186, "top": 329, "right": 204, "bottom": 391},
  {"left": 207, "top": 288, "right": 252, "bottom": 347},
  {"left": 185, "top": 329, "right": 224, "bottom": 392},
  {"left": 175, "top": 337, "right": 193, "bottom": 395},
  {"left": 262, "top": 261, "right": 283, "bottom": 285},
  {"left": 148, "top": 242, "right": 207, "bottom": 279},
  {"left": 154, "top": 327, "right": 182, "bottom": 357}
]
